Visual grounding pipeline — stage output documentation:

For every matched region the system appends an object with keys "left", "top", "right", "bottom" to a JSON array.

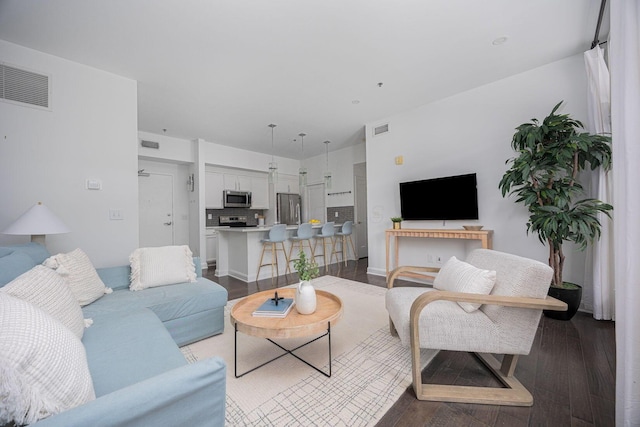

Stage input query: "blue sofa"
[{"left": 0, "top": 243, "right": 228, "bottom": 427}]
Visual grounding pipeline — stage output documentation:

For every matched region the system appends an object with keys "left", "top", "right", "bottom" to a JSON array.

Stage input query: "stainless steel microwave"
[{"left": 223, "top": 190, "right": 252, "bottom": 208}]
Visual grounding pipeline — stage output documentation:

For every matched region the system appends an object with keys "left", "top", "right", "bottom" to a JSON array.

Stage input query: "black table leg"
[{"left": 234, "top": 321, "right": 333, "bottom": 378}]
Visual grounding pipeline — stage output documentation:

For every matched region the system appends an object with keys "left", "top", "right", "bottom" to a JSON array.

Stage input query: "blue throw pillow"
[{"left": 0, "top": 251, "right": 37, "bottom": 286}]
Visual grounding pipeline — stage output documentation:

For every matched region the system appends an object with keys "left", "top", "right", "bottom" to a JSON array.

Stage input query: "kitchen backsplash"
[
  {"left": 326, "top": 206, "right": 354, "bottom": 224},
  {"left": 206, "top": 208, "right": 265, "bottom": 227},
  {"left": 207, "top": 206, "right": 354, "bottom": 227}
]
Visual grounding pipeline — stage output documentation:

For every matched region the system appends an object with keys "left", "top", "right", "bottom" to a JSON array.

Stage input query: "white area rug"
[{"left": 181, "top": 275, "right": 437, "bottom": 426}]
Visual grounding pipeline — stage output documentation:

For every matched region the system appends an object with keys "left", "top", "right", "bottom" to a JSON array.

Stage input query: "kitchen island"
[{"left": 215, "top": 224, "right": 346, "bottom": 282}]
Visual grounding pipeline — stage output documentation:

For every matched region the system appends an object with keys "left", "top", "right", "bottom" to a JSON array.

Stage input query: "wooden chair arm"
[
  {"left": 388, "top": 265, "right": 441, "bottom": 289},
  {"left": 409, "top": 290, "right": 567, "bottom": 322}
]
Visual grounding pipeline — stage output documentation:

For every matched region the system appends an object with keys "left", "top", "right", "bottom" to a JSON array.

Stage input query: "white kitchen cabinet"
[
  {"left": 223, "top": 174, "right": 236, "bottom": 190},
  {"left": 206, "top": 230, "right": 218, "bottom": 262},
  {"left": 223, "top": 173, "right": 251, "bottom": 191},
  {"left": 237, "top": 175, "right": 251, "bottom": 191},
  {"left": 276, "top": 174, "right": 299, "bottom": 194},
  {"left": 251, "top": 175, "right": 269, "bottom": 209},
  {"left": 205, "top": 172, "right": 224, "bottom": 209}
]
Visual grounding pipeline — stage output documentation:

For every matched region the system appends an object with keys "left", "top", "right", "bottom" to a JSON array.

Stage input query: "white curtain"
[
  {"left": 584, "top": 45, "right": 615, "bottom": 320},
  {"left": 610, "top": 1, "right": 640, "bottom": 425}
]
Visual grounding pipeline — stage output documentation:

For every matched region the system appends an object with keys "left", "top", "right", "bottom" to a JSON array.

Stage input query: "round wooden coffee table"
[{"left": 230, "top": 287, "right": 343, "bottom": 378}]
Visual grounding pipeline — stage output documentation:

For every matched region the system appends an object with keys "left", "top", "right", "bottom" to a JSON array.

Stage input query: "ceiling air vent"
[
  {"left": 373, "top": 123, "right": 389, "bottom": 136},
  {"left": 1, "top": 63, "right": 50, "bottom": 109}
]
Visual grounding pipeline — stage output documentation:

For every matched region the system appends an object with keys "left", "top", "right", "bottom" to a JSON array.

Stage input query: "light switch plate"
[
  {"left": 109, "top": 209, "right": 123, "bottom": 220},
  {"left": 86, "top": 179, "right": 102, "bottom": 190}
]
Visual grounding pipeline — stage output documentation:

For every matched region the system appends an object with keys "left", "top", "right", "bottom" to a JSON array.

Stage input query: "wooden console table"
[{"left": 385, "top": 228, "right": 493, "bottom": 278}]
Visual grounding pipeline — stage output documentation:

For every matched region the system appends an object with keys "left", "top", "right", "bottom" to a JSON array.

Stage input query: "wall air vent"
[
  {"left": 1, "top": 62, "right": 51, "bottom": 110},
  {"left": 140, "top": 140, "right": 160, "bottom": 149},
  {"left": 373, "top": 123, "right": 389, "bottom": 136}
]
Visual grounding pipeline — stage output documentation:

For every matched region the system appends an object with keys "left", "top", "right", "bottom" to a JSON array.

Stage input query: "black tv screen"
[{"left": 399, "top": 173, "right": 478, "bottom": 220}]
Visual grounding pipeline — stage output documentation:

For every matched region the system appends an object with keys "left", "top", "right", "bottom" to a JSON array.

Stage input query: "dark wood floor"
[{"left": 203, "top": 259, "right": 616, "bottom": 427}]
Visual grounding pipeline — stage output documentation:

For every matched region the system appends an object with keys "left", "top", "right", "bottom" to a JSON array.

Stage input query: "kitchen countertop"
[
  {"left": 215, "top": 223, "right": 342, "bottom": 233},
  {"left": 215, "top": 222, "right": 354, "bottom": 282}
]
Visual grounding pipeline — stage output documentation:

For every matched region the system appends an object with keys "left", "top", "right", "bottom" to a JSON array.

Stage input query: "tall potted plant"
[{"left": 499, "top": 102, "right": 612, "bottom": 320}]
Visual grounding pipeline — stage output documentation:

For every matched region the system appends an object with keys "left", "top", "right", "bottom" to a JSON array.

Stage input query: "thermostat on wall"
[{"left": 86, "top": 179, "right": 102, "bottom": 190}]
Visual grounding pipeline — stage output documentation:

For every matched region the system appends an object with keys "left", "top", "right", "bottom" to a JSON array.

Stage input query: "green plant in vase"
[
  {"left": 391, "top": 217, "right": 403, "bottom": 229},
  {"left": 293, "top": 251, "right": 319, "bottom": 314},
  {"left": 293, "top": 251, "right": 319, "bottom": 282}
]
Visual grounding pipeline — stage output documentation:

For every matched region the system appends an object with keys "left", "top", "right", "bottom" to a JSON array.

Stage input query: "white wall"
[
  {"left": 138, "top": 130, "right": 299, "bottom": 174},
  {"left": 0, "top": 40, "right": 138, "bottom": 267},
  {"left": 303, "top": 143, "right": 366, "bottom": 207},
  {"left": 139, "top": 131, "right": 194, "bottom": 164},
  {"left": 365, "top": 53, "right": 596, "bottom": 311}
]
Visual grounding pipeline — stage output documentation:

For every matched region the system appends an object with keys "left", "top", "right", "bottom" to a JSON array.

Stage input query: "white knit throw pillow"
[
  {"left": 433, "top": 256, "right": 497, "bottom": 313},
  {"left": 44, "top": 248, "right": 112, "bottom": 306},
  {"left": 129, "top": 245, "right": 196, "bottom": 291},
  {"left": 1, "top": 265, "right": 89, "bottom": 339},
  {"left": 0, "top": 293, "right": 95, "bottom": 425}
]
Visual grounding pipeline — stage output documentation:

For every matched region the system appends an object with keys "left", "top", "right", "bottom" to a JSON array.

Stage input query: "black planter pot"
[{"left": 544, "top": 283, "right": 582, "bottom": 321}]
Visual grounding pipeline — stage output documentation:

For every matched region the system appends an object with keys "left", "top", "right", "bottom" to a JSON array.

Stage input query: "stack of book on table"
[{"left": 252, "top": 297, "right": 295, "bottom": 318}]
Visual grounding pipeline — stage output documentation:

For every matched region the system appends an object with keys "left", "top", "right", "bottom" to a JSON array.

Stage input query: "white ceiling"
[{"left": 0, "top": 0, "right": 608, "bottom": 159}]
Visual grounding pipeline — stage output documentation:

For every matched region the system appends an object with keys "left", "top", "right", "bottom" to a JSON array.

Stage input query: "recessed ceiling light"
[
  {"left": 492, "top": 36, "right": 508, "bottom": 45},
  {"left": 352, "top": 100, "right": 360, "bottom": 104}
]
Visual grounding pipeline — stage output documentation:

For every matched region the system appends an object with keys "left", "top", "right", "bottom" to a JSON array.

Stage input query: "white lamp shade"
[{"left": 3, "top": 202, "right": 70, "bottom": 236}]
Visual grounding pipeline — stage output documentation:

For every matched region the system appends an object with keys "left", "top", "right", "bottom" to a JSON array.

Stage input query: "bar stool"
[
  {"left": 288, "top": 223, "right": 315, "bottom": 268},
  {"left": 256, "top": 224, "right": 290, "bottom": 281},
  {"left": 313, "top": 222, "right": 337, "bottom": 267},
  {"left": 335, "top": 220, "right": 357, "bottom": 266}
]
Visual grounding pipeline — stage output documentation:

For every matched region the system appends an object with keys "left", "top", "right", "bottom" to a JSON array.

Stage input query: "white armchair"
[{"left": 385, "top": 249, "right": 567, "bottom": 406}]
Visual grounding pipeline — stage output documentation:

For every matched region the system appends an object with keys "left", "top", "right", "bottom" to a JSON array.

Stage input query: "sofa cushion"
[
  {"left": 0, "top": 242, "right": 51, "bottom": 264},
  {"left": 96, "top": 265, "right": 132, "bottom": 291},
  {"left": 82, "top": 278, "right": 227, "bottom": 324},
  {"left": 385, "top": 287, "right": 500, "bottom": 352},
  {"left": 82, "top": 308, "right": 187, "bottom": 397},
  {"left": 2, "top": 265, "right": 87, "bottom": 339},
  {"left": 433, "top": 256, "right": 496, "bottom": 312},
  {"left": 0, "top": 293, "right": 95, "bottom": 425},
  {"left": 44, "top": 248, "right": 112, "bottom": 306},
  {"left": 0, "top": 251, "right": 36, "bottom": 286},
  {"left": 129, "top": 245, "right": 196, "bottom": 291}
]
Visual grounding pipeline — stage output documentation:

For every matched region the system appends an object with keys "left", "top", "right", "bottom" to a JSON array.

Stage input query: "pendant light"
[
  {"left": 268, "top": 124, "right": 278, "bottom": 184},
  {"left": 298, "top": 133, "right": 307, "bottom": 188},
  {"left": 323, "top": 140, "right": 332, "bottom": 189}
]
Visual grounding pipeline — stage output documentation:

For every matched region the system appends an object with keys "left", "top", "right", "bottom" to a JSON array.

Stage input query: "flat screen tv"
[{"left": 399, "top": 173, "right": 478, "bottom": 220}]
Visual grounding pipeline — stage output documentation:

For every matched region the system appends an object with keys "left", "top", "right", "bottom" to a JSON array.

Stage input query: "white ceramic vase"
[{"left": 295, "top": 280, "right": 317, "bottom": 315}]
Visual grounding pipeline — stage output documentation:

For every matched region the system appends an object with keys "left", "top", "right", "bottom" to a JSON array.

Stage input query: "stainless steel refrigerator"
[{"left": 277, "top": 193, "right": 302, "bottom": 225}]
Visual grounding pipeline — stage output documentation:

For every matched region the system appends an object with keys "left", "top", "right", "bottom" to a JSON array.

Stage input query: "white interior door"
[
  {"left": 307, "top": 183, "right": 326, "bottom": 222},
  {"left": 355, "top": 174, "right": 368, "bottom": 258},
  {"left": 139, "top": 173, "right": 174, "bottom": 247}
]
